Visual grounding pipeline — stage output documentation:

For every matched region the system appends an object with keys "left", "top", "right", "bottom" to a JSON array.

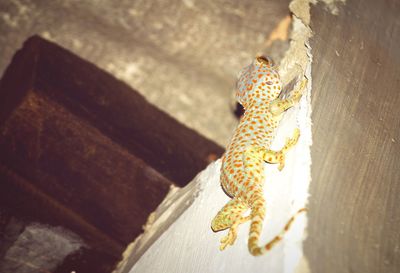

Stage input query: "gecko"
[{"left": 211, "top": 56, "right": 307, "bottom": 256}]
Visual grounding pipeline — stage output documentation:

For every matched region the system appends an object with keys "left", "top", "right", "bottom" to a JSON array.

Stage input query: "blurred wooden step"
[{"left": 0, "top": 36, "right": 224, "bottom": 273}]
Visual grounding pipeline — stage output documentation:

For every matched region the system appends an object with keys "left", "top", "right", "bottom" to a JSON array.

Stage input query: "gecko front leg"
[
  {"left": 263, "top": 128, "right": 300, "bottom": 171},
  {"left": 269, "top": 78, "right": 308, "bottom": 117}
]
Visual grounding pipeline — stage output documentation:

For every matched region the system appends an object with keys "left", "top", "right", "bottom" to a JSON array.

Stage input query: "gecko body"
[{"left": 211, "top": 56, "right": 307, "bottom": 256}]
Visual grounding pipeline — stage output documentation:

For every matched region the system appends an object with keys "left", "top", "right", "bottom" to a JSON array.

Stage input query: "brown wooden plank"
[
  {"left": 0, "top": 36, "right": 224, "bottom": 187},
  {"left": 0, "top": 90, "right": 171, "bottom": 247},
  {"left": 306, "top": 1, "right": 400, "bottom": 273},
  {"left": 0, "top": 36, "right": 224, "bottom": 272},
  {"left": 0, "top": 179, "right": 119, "bottom": 273}
]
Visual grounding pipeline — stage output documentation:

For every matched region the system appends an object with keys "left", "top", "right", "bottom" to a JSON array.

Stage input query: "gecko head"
[
  {"left": 211, "top": 217, "right": 226, "bottom": 232},
  {"left": 235, "top": 56, "right": 282, "bottom": 109}
]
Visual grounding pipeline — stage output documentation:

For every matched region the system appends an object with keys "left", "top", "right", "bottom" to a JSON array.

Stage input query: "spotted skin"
[{"left": 211, "top": 56, "right": 307, "bottom": 256}]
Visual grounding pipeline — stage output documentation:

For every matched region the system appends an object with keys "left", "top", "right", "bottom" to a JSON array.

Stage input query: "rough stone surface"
[{"left": 0, "top": 0, "right": 290, "bottom": 145}]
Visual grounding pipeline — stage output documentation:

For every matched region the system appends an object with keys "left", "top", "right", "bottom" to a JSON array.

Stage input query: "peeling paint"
[
  {"left": 279, "top": 0, "right": 315, "bottom": 272},
  {"left": 280, "top": 1, "right": 345, "bottom": 272}
]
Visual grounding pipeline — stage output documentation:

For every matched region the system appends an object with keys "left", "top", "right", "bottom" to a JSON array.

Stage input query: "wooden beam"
[
  {"left": 0, "top": 36, "right": 223, "bottom": 273},
  {"left": 306, "top": 1, "right": 400, "bottom": 273}
]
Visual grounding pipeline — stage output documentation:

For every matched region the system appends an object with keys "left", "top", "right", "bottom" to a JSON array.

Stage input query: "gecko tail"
[{"left": 248, "top": 207, "right": 307, "bottom": 256}]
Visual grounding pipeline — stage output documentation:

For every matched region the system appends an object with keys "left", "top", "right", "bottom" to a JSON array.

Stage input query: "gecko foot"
[
  {"left": 291, "top": 78, "right": 308, "bottom": 103},
  {"left": 285, "top": 128, "right": 300, "bottom": 148},
  {"left": 219, "top": 227, "right": 238, "bottom": 250},
  {"left": 218, "top": 215, "right": 250, "bottom": 251}
]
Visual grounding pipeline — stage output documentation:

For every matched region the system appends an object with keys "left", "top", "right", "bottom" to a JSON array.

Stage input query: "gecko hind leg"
[
  {"left": 263, "top": 128, "right": 300, "bottom": 171},
  {"left": 211, "top": 198, "right": 250, "bottom": 250}
]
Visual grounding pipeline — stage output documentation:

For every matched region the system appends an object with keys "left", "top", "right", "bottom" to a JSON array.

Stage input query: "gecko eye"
[
  {"left": 257, "top": 56, "right": 270, "bottom": 65},
  {"left": 266, "top": 81, "right": 274, "bottom": 85},
  {"left": 256, "top": 56, "right": 274, "bottom": 67}
]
